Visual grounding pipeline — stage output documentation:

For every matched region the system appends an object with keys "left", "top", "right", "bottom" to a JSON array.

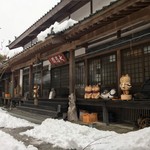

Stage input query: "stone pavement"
[{"left": 0, "top": 107, "right": 136, "bottom": 150}]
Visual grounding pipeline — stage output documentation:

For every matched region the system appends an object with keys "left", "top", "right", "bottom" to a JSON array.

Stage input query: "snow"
[
  {"left": 0, "top": 107, "right": 150, "bottom": 150},
  {"left": 37, "top": 18, "right": 78, "bottom": 42},
  {"left": 0, "top": 108, "right": 36, "bottom": 128},
  {"left": 0, "top": 130, "right": 37, "bottom": 150}
]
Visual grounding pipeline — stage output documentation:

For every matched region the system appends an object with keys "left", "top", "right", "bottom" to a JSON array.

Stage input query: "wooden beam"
[
  {"left": 65, "top": 0, "right": 149, "bottom": 37},
  {"left": 77, "top": 6, "right": 150, "bottom": 47}
]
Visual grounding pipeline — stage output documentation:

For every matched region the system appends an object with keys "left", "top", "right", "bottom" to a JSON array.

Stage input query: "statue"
[
  {"left": 33, "top": 84, "right": 39, "bottom": 105},
  {"left": 120, "top": 74, "right": 132, "bottom": 100},
  {"left": 101, "top": 89, "right": 116, "bottom": 99},
  {"left": 84, "top": 85, "right": 92, "bottom": 99},
  {"left": 49, "top": 88, "right": 56, "bottom": 99},
  {"left": 84, "top": 85, "right": 100, "bottom": 99},
  {"left": 67, "top": 93, "right": 78, "bottom": 121},
  {"left": 91, "top": 85, "right": 100, "bottom": 99}
]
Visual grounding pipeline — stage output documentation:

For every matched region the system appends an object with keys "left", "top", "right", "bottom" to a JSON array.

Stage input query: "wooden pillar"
[
  {"left": 29, "top": 65, "right": 33, "bottom": 98},
  {"left": 117, "top": 50, "right": 121, "bottom": 96},
  {"left": 102, "top": 104, "right": 109, "bottom": 125},
  {"left": 69, "top": 49, "right": 75, "bottom": 94},
  {"left": 11, "top": 71, "right": 15, "bottom": 98}
]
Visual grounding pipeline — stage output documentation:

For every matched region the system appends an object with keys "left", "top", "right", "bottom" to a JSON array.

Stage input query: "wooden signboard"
[{"left": 48, "top": 53, "right": 67, "bottom": 65}]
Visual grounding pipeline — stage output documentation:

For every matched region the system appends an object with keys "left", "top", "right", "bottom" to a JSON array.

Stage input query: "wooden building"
[{"left": 1, "top": 0, "right": 150, "bottom": 125}]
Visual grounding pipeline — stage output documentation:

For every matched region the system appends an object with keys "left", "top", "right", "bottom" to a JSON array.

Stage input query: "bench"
[{"left": 77, "top": 98, "right": 150, "bottom": 126}]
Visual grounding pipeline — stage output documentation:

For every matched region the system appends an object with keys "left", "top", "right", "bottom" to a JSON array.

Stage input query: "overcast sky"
[{"left": 0, "top": 0, "right": 60, "bottom": 57}]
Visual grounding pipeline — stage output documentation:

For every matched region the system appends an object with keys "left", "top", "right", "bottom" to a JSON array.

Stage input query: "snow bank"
[
  {"left": 0, "top": 130, "right": 38, "bottom": 150},
  {"left": 0, "top": 108, "right": 36, "bottom": 128},
  {"left": 37, "top": 18, "right": 78, "bottom": 41},
  {"left": 22, "top": 118, "right": 117, "bottom": 149}
]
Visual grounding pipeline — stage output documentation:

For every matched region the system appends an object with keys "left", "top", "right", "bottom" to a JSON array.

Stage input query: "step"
[
  {"left": 21, "top": 103, "right": 57, "bottom": 111},
  {"left": 23, "top": 99, "right": 69, "bottom": 107},
  {"left": 17, "top": 106, "right": 59, "bottom": 118}
]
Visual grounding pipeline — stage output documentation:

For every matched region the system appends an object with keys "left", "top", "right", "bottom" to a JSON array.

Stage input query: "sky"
[
  {"left": 0, "top": 0, "right": 60, "bottom": 57},
  {"left": 0, "top": 107, "right": 150, "bottom": 150}
]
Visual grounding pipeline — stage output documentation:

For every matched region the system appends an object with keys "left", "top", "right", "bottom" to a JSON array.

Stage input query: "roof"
[
  {"left": 8, "top": 0, "right": 91, "bottom": 49},
  {"left": 7, "top": 0, "right": 150, "bottom": 69}
]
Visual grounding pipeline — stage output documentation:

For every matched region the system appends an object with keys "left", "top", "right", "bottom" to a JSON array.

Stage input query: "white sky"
[
  {"left": 0, "top": 108, "right": 150, "bottom": 150},
  {"left": 0, "top": 0, "right": 60, "bottom": 57}
]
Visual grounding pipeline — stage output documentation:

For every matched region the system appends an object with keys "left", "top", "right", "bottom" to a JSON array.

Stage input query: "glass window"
[
  {"left": 23, "top": 74, "right": 29, "bottom": 96},
  {"left": 88, "top": 54, "right": 117, "bottom": 90},
  {"left": 75, "top": 61, "right": 85, "bottom": 98},
  {"left": 89, "top": 59, "right": 101, "bottom": 85},
  {"left": 42, "top": 68, "right": 50, "bottom": 98},
  {"left": 76, "top": 62, "right": 85, "bottom": 87},
  {"left": 51, "top": 65, "right": 69, "bottom": 97},
  {"left": 121, "top": 45, "right": 150, "bottom": 93}
]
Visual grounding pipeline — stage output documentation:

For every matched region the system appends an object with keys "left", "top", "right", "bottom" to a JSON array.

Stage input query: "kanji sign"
[{"left": 48, "top": 53, "right": 67, "bottom": 65}]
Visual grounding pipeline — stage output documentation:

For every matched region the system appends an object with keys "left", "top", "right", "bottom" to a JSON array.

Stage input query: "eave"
[
  {"left": 8, "top": 0, "right": 150, "bottom": 71},
  {"left": 8, "top": 0, "right": 91, "bottom": 49}
]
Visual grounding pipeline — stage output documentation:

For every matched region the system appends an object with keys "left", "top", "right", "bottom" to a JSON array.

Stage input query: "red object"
[{"left": 49, "top": 53, "right": 67, "bottom": 65}]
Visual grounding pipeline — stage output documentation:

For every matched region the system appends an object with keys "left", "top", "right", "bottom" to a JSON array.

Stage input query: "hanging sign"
[{"left": 48, "top": 53, "right": 67, "bottom": 65}]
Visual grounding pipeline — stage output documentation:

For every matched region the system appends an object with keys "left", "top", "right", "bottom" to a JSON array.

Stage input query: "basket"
[
  {"left": 82, "top": 113, "right": 98, "bottom": 123},
  {"left": 5, "top": 93, "right": 11, "bottom": 99},
  {"left": 90, "top": 113, "right": 98, "bottom": 122},
  {"left": 82, "top": 113, "right": 91, "bottom": 123}
]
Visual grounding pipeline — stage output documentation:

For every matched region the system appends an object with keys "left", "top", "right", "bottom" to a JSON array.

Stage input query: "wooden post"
[
  {"left": 29, "top": 65, "right": 33, "bottom": 98},
  {"left": 117, "top": 50, "right": 121, "bottom": 96},
  {"left": 11, "top": 71, "right": 14, "bottom": 98},
  {"left": 103, "top": 102, "right": 109, "bottom": 125},
  {"left": 68, "top": 49, "right": 78, "bottom": 121},
  {"left": 69, "top": 49, "right": 75, "bottom": 94}
]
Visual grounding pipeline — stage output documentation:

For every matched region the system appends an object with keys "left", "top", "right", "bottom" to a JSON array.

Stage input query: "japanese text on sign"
[{"left": 49, "top": 54, "right": 67, "bottom": 65}]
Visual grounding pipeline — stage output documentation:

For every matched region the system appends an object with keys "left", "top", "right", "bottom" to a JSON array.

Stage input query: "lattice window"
[
  {"left": 51, "top": 65, "right": 69, "bottom": 97},
  {"left": 60, "top": 66, "right": 69, "bottom": 88},
  {"left": 75, "top": 62, "right": 85, "bottom": 98},
  {"left": 89, "top": 58, "right": 101, "bottom": 85},
  {"left": 51, "top": 65, "right": 69, "bottom": 88},
  {"left": 75, "top": 61, "right": 85, "bottom": 87},
  {"left": 101, "top": 54, "right": 117, "bottom": 87},
  {"left": 144, "top": 45, "right": 150, "bottom": 80},
  {"left": 51, "top": 68, "right": 61, "bottom": 88},
  {"left": 42, "top": 69, "right": 50, "bottom": 98},
  {"left": 23, "top": 74, "right": 29, "bottom": 95},
  {"left": 88, "top": 54, "right": 117, "bottom": 89},
  {"left": 121, "top": 45, "right": 150, "bottom": 93}
]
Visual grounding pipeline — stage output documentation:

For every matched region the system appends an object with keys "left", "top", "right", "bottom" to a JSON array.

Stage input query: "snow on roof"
[{"left": 37, "top": 18, "right": 78, "bottom": 42}]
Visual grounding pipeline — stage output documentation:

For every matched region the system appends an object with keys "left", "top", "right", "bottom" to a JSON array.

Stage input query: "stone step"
[{"left": 17, "top": 106, "right": 60, "bottom": 118}]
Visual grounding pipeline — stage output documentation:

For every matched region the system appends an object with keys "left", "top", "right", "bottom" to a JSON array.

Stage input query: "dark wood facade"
[{"left": 1, "top": 0, "right": 150, "bottom": 125}]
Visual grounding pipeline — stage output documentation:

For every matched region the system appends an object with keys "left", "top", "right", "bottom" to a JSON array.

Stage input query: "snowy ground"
[{"left": 0, "top": 107, "right": 150, "bottom": 150}]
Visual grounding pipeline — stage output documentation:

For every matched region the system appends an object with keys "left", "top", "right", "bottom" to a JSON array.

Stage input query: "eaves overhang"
[
  {"left": 7, "top": 0, "right": 150, "bottom": 70},
  {"left": 8, "top": 0, "right": 91, "bottom": 50}
]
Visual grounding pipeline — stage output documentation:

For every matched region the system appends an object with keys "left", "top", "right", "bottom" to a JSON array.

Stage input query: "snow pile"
[
  {"left": 89, "top": 127, "right": 150, "bottom": 150},
  {"left": 0, "top": 107, "right": 150, "bottom": 150},
  {"left": 0, "top": 130, "right": 37, "bottom": 150},
  {"left": 37, "top": 18, "right": 78, "bottom": 41},
  {"left": 22, "top": 118, "right": 117, "bottom": 149},
  {"left": 22, "top": 118, "right": 150, "bottom": 150},
  {"left": 0, "top": 108, "right": 36, "bottom": 128}
]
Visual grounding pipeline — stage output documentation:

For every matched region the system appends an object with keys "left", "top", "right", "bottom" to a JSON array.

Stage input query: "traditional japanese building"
[{"left": 1, "top": 0, "right": 150, "bottom": 126}]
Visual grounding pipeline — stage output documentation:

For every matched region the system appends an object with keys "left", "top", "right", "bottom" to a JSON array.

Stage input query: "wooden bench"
[{"left": 76, "top": 98, "right": 150, "bottom": 125}]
